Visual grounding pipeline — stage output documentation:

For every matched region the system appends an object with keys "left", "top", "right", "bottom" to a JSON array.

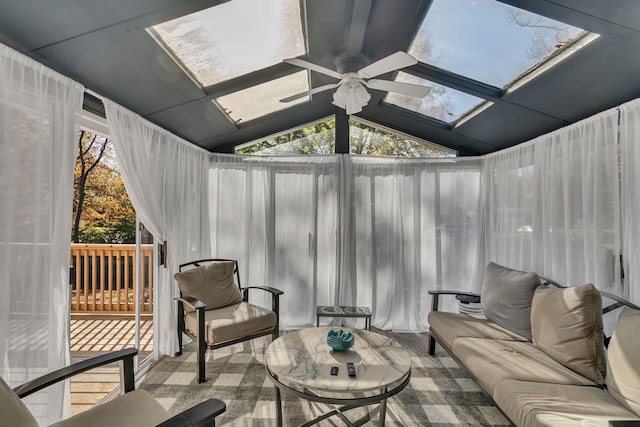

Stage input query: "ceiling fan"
[{"left": 280, "top": 51, "right": 431, "bottom": 115}]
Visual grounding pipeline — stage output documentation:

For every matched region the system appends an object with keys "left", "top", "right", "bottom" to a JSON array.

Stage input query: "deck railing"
[{"left": 70, "top": 244, "right": 154, "bottom": 314}]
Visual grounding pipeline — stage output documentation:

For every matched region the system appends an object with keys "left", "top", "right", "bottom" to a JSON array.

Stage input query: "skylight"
[
  {"left": 385, "top": 72, "right": 485, "bottom": 123},
  {"left": 409, "top": 0, "right": 588, "bottom": 88},
  {"left": 150, "top": 0, "right": 305, "bottom": 87},
  {"left": 217, "top": 71, "right": 309, "bottom": 123}
]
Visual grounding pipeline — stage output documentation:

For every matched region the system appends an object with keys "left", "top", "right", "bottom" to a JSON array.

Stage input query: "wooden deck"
[{"left": 70, "top": 317, "right": 153, "bottom": 415}]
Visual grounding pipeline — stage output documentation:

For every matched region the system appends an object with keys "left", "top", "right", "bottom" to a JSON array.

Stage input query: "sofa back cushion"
[
  {"left": 607, "top": 307, "right": 640, "bottom": 416},
  {"left": 0, "top": 376, "right": 39, "bottom": 427},
  {"left": 530, "top": 283, "right": 605, "bottom": 384},
  {"left": 174, "top": 261, "right": 243, "bottom": 313},
  {"left": 480, "top": 262, "right": 539, "bottom": 340}
]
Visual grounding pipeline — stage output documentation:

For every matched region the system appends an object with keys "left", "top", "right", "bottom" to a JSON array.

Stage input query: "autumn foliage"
[{"left": 72, "top": 131, "right": 136, "bottom": 243}]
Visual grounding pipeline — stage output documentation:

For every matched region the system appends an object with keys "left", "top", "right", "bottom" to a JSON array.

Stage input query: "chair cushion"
[
  {"left": 494, "top": 379, "right": 640, "bottom": 427},
  {"left": 174, "top": 261, "right": 243, "bottom": 312},
  {"left": 607, "top": 307, "right": 640, "bottom": 416},
  {"left": 51, "top": 389, "right": 170, "bottom": 427},
  {"left": 530, "top": 283, "right": 606, "bottom": 384},
  {"left": 185, "top": 301, "right": 277, "bottom": 345},
  {"left": 452, "top": 337, "right": 599, "bottom": 395},
  {"left": 480, "top": 262, "right": 540, "bottom": 340},
  {"left": 428, "top": 311, "right": 528, "bottom": 351},
  {"left": 0, "top": 375, "right": 38, "bottom": 427}
]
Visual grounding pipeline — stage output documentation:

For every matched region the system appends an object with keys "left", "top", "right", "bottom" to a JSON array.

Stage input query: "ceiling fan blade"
[
  {"left": 279, "top": 83, "right": 341, "bottom": 103},
  {"left": 283, "top": 58, "right": 343, "bottom": 80},
  {"left": 365, "top": 79, "right": 431, "bottom": 98},
  {"left": 357, "top": 51, "right": 418, "bottom": 79}
]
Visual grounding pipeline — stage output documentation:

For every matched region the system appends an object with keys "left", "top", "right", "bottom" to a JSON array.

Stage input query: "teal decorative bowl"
[{"left": 327, "top": 329, "right": 354, "bottom": 352}]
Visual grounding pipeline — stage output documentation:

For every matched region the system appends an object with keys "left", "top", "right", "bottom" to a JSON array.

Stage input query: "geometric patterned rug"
[{"left": 139, "top": 332, "right": 512, "bottom": 426}]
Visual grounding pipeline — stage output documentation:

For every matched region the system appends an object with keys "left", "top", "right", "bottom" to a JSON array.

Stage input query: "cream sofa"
[{"left": 427, "top": 263, "right": 640, "bottom": 427}]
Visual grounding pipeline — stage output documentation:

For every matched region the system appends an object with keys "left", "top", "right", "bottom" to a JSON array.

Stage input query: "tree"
[
  {"left": 73, "top": 131, "right": 108, "bottom": 243},
  {"left": 237, "top": 119, "right": 336, "bottom": 155},
  {"left": 238, "top": 117, "right": 453, "bottom": 158},
  {"left": 350, "top": 121, "right": 453, "bottom": 158},
  {"left": 505, "top": 9, "right": 580, "bottom": 62},
  {"left": 72, "top": 131, "right": 136, "bottom": 243},
  {"left": 382, "top": 35, "right": 456, "bottom": 122}
]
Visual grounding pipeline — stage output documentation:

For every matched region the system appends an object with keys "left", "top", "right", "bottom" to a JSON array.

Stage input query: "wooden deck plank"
[{"left": 70, "top": 317, "right": 153, "bottom": 415}]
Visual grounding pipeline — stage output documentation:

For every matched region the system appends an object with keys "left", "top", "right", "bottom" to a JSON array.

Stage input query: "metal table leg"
[
  {"left": 275, "top": 386, "right": 283, "bottom": 427},
  {"left": 378, "top": 387, "right": 388, "bottom": 426}
]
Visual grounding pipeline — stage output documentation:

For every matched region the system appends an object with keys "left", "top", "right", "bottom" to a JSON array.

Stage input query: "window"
[
  {"left": 149, "top": 0, "right": 305, "bottom": 87},
  {"left": 350, "top": 118, "right": 456, "bottom": 157},
  {"left": 236, "top": 118, "right": 336, "bottom": 155},
  {"left": 384, "top": 72, "right": 485, "bottom": 123},
  {"left": 385, "top": 0, "right": 596, "bottom": 123},
  {"left": 237, "top": 116, "right": 456, "bottom": 158},
  {"left": 217, "top": 71, "right": 309, "bottom": 124},
  {"left": 410, "top": 0, "right": 587, "bottom": 88}
]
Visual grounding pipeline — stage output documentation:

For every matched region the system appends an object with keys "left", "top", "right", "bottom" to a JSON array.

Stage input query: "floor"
[
  {"left": 139, "top": 329, "right": 510, "bottom": 426},
  {"left": 70, "top": 317, "right": 153, "bottom": 415},
  {"left": 67, "top": 319, "right": 430, "bottom": 417}
]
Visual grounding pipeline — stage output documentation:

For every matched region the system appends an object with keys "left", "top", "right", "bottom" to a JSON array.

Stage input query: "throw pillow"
[
  {"left": 606, "top": 307, "right": 640, "bottom": 414},
  {"left": 530, "top": 283, "right": 605, "bottom": 384},
  {"left": 480, "top": 262, "right": 539, "bottom": 340},
  {"left": 174, "top": 261, "right": 243, "bottom": 312}
]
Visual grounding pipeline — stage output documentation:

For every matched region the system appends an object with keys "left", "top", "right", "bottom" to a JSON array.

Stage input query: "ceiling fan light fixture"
[
  {"left": 332, "top": 82, "right": 371, "bottom": 115},
  {"left": 284, "top": 51, "right": 427, "bottom": 115}
]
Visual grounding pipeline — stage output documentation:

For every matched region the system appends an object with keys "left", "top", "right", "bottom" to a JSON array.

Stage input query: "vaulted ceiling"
[{"left": 1, "top": 0, "right": 639, "bottom": 155}]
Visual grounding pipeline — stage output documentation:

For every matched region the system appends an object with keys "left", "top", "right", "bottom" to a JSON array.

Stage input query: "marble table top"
[{"left": 264, "top": 327, "right": 411, "bottom": 394}]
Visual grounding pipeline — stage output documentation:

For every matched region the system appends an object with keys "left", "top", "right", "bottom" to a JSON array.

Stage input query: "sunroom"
[{"left": 1, "top": 0, "right": 640, "bottom": 425}]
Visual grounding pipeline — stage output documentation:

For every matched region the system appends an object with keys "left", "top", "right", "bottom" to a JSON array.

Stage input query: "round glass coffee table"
[{"left": 264, "top": 327, "right": 411, "bottom": 426}]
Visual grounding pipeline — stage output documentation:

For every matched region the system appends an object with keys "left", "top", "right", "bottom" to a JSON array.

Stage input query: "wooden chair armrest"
[
  {"left": 14, "top": 348, "right": 138, "bottom": 398},
  {"left": 156, "top": 398, "right": 226, "bottom": 427},
  {"left": 176, "top": 296, "right": 207, "bottom": 310}
]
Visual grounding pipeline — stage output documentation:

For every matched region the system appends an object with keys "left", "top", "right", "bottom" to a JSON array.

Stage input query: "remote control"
[
  {"left": 330, "top": 366, "right": 339, "bottom": 375},
  {"left": 347, "top": 362, "right": 356, "bottom": 377}
]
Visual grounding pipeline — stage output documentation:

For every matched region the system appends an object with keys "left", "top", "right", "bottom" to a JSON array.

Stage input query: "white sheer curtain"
[
  {"left": 209, "top": 154, "right": 481, "bottom": 331},
  {"left": 105, "top": 100, "right": 210, "bottom": 356},
  {"left": 479, "top": 109, "right": 622, "bottom": 293},
  {"left": 0, "top": 43, "right": 83, "bottom": 423},
  {"left": 619, "top": 98, "right": 640, "bottom": 303},
  {"left": 209, "top": 154, "right": 340, "bottom": 328},
  {"left": 348, "top": 157, "right": 482, "bottom": 330}
]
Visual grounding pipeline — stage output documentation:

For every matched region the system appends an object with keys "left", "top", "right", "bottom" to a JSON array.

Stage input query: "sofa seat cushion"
[
  {"left": 51, "top": 389, "right": 170, "bottom": 427},
  {"left": 494, "top": 379, "right": 640, "bottom": 427},
  {"left": 452, "top": 337, "right": 599, "bottom": 394},
  {"left": 428, "top": 311, "right": 528, "bottom": 351},
  {"left": 185, "top": 301, "right": 276, "bottom": 345}
]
